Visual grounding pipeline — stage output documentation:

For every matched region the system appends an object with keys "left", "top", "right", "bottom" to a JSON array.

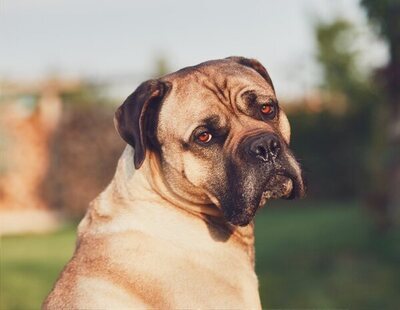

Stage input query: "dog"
[{"left": 43, "top": 57, "right": 305, "bottom": 309}]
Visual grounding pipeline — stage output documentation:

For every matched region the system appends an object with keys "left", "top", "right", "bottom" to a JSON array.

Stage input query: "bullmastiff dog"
[{"left": 44, "top": 57, "right": 305, "bottom": 309}]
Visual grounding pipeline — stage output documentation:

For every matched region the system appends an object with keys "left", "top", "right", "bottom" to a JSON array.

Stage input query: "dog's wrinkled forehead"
[{"left": 157, "top": 60, "right": 276, "bottom": 137}]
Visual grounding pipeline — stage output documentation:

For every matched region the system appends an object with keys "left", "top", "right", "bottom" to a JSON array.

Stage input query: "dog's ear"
[
  {"left": 114, "top": 79, "right": 171, "bottom": 169},
  {"left": 227, "top": 56, "right": 275, "bottom": 92}
]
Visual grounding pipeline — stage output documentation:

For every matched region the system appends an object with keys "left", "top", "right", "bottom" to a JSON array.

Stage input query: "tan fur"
[
  {"left": 44, "top": 59, "right": 302, "bottom": 309},
  {"left": 156, "top": 61, "right": 284, "bottom": 206},
  {"left": 44, "top": 148, "right": 260, "bottom": 309}
]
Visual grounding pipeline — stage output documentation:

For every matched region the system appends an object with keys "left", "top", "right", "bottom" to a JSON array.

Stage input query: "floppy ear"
[
  {"left": 226, "top": 56, "right": 275, "bottom": 92},
  {"left": 114, "top": 79, "right": 170, "bottom": 169}
]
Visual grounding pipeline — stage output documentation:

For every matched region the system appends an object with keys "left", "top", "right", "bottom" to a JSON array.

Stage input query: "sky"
[{"left": 0, "top": 0, "right": 388, "bottom": 99}]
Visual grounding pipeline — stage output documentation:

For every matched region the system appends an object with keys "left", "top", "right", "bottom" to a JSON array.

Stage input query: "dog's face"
[{"left": 115, "top": 57, "right": 305, "bottom": 226}]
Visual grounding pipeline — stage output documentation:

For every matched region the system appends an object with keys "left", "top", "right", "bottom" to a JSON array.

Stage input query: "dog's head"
[{"left": 115, "top": 57, "right": 305, "bottom": 226}]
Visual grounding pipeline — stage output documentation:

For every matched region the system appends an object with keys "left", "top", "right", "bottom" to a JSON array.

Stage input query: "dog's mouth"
[
  {"left": 218, "top": 154, "right": 305, "bottom": 226},
  {"left": 258, "top": 175, "right": 293, "bottom": 207},
  {"left": 258, "top": 169, "right": 305, "bottom": 208}
]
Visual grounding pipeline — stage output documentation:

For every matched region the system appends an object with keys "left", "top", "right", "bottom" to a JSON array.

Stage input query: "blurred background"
[{"left": 1, "top": 0, "right": 399, "bottom": 309}]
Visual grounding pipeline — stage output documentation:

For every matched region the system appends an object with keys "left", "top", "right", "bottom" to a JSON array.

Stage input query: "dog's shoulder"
[{"left": 43, "top": 229, "right": 162, "bottom": 309}]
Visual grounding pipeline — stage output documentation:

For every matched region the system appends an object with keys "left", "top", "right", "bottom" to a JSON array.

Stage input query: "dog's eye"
[
  {"left": 197, "top": 131, "right": 213, "bottom": 143},
  {"left": 261, "top": 104, "right": 274, "bottom": 116}
]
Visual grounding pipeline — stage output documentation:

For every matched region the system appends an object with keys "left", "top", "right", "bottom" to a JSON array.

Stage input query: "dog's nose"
[{"left": 248, "top": 134, "right": 281, "bottom": 162}]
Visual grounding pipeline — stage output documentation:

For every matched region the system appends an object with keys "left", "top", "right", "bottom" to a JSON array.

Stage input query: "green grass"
[
  {"left": 0, "top": 225, "right": 77, "bottom": 310},
  {"left": 1, "top": 201, "right": 399, "bottom": 309},
  {"left": 255, "top": 200, "right": 400, "bottom": 309}
]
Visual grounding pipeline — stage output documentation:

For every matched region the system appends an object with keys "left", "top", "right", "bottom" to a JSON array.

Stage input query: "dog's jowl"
[{"left": 43, "top": 57, "right": 305, "bottom": 309}]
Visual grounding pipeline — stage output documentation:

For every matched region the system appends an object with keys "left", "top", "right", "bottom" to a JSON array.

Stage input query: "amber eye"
[
  {"left": 261, "top": 104, "right": 274, "bottom": 115},
  {"left": 197, "top": 131, "right": 212, "bottom": 143}
]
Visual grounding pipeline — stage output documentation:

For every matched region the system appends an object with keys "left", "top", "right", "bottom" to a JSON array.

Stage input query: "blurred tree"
[
  {"left": 61, "top": 81, "right": 111, "bottom": 107},
  {"left": 316, "top": 20, "right": 364, "bottom": 98},
  {"left": 361, "top": 0, "right": 400, "bottom": 227},
  {"left": 315, "top": 19, "right": 380, "bottom": 114},
  {"left": 315, "top": 18, "right": 390, "bottom": 230},
  {"left": 154, "top": 55, "right": 170, "bottom": 77},
  {"left": 289, "top": 19, "right": 380, "bottom": 200}
]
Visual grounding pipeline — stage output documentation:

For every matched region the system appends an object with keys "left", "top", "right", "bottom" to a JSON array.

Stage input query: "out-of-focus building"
[
  {"left": 0, "top": 79, "right": 78, "bottom": 234},
  {"left": 0, "top": 77, "right": 136, "bottom": 235}
]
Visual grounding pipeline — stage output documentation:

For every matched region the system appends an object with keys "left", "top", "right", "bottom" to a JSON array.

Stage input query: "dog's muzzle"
[{"left": 243, "top": 132, "right": 305, "bottom": 202}]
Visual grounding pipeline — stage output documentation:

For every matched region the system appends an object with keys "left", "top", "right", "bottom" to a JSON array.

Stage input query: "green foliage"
[
  {"left": 289, "top": 18, "right": 383, "bottom": 199},
  {"left": 361, "top": 0, "right": 400, "bottom": 41},
  {"left": 154, "top": 56, "right": 170, "bottom": 77},
  {"left": 290, "top": 110, "right": 368, "bottom": 198},
  {"left": 362, "top": 0, "right": 400, "bottom": 230},
  {"left": 61, "top": 82, "right": 113, "bottom": 107},
  {"left": 316, "top": 19, "right": 364, "bottom": 95}
]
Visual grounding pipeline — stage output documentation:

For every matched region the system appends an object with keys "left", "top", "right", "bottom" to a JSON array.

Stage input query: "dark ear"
[
  {"left": 226, "top": 56, "right": 275, "bottom": 92},
  {"left": 114, "top": 79, "right": 170, "bottom": 169}
]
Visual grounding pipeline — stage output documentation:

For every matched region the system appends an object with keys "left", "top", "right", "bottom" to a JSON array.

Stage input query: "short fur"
[{"left": 44, "top": 57, "right": 304, "bottom": 309}]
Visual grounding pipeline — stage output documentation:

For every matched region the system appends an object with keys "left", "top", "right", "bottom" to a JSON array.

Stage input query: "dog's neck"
[
  {"left": 109, "top": 146, "right": 255, "bottom": 262},
  {"left": 113, "top": 147, "right": 217, "bottom": 215}
]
